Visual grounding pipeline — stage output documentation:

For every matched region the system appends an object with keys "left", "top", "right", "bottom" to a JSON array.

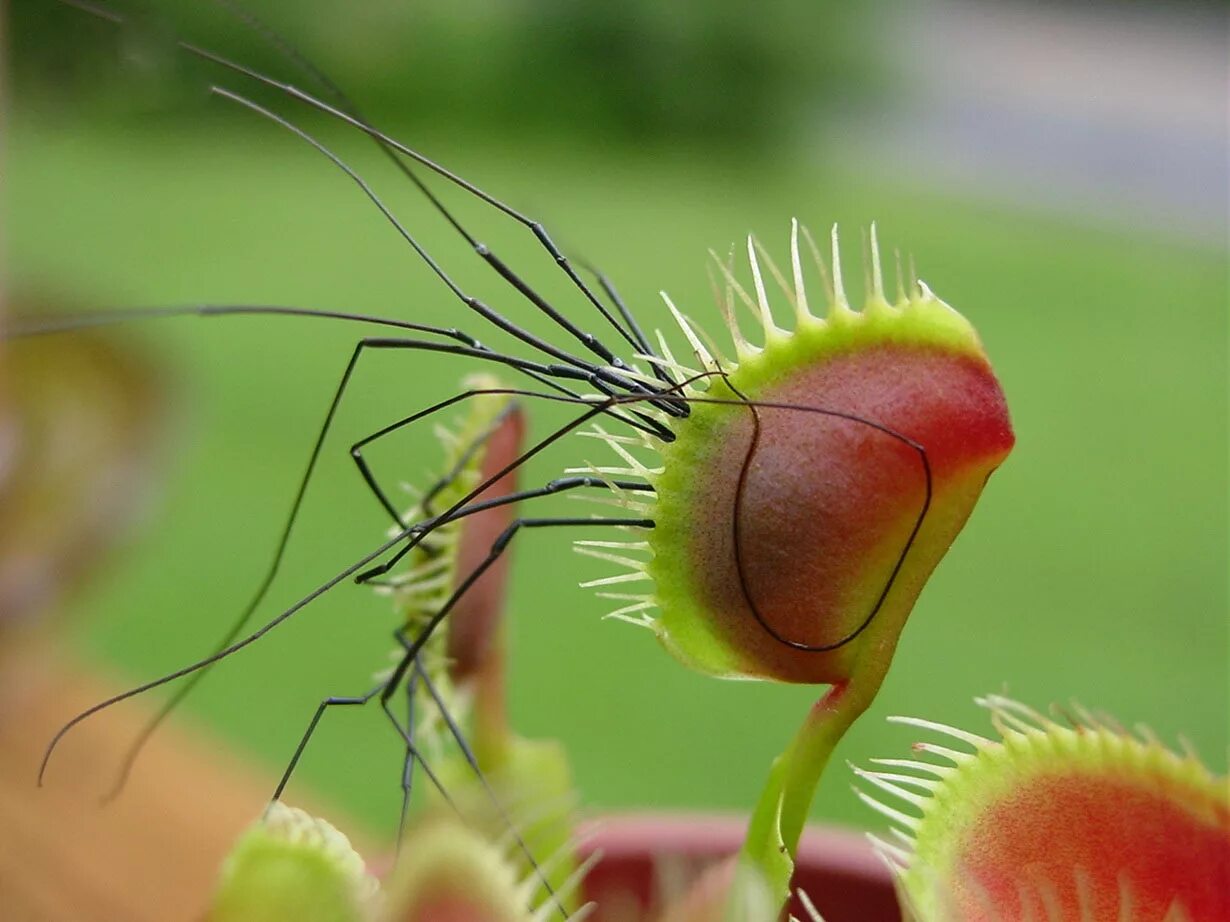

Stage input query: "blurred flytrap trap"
[{"left": 5, "top": 1, "right": 1226, "bottom": 920}]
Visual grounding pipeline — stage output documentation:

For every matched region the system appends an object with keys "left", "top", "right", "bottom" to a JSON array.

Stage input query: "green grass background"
[{"left": 7, "top": 114, "right": 1227, "bottom": 842}]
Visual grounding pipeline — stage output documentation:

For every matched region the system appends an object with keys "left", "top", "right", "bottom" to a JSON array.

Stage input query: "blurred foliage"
[
  {"left": 0, "top": 294, "right": 165, "bottom": 627},
  {"left": 9, "top": 0, "right": 876, "bottom": 147}
]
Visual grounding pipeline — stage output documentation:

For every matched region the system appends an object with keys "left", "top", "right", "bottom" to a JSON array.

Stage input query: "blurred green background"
[{"left": 5, "top": 0, "right": 1227, "bottom": 841}]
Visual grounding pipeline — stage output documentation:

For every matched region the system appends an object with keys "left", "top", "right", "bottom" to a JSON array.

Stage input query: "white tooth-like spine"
[
  {"left": 709, "top": 249, "right": 762, "bottom": 361},
  {"left": 661, "top": 291, "right": 717, "bottom": 372},
  {"left": 746, "top": 234, "right": 784, "bottom": 342},
  {"left": 794, "top": 888, "right": 829, "bottom": 922},
  {"left": 855, "top": 696, "right": 1221, "bottom": 922},
  {"left": 829, "top": 223, "right": 851, "bottom": 314},
  {"left": 790, "top": 218, "right": 813, "bottom": 323}
]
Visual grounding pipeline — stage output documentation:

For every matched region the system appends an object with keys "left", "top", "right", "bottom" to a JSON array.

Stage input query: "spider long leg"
[
  {"left": 206, "top": 0, "right": 659, "bottom": 369},
  {"left": 351, "top": 392, "right": 658, "bottom": 528},
  {"left": 209, "top": 85, "right": 679, "bottom": 416},
  {"left": 3, "top": 303, "right": 481, "bottom": 343},
  {"left": 39, "top": 398, "right": 620, "bottom": 782},
  {"left": 253, "top": 83, "right": 666, "bottom": 380},
  {"left": 576, "top": 259, "right": 681, "bottom": 394},
  {"left": 397, "top": 664, "right": 421, "bottom": 847},
  {"left": 264, "top": 665, "right": 454, "bottom": 819},
  {"left": 42, "top": 1, "right": 685, "bottom": 442},
  {"left": 578, "top": 373, "right": 677, "bottom": 440},
  {"left": 97, "top": 341, "right": 604, "bottom": 801},
  {"left": 61, "top": 0, "right": 659, "bottom": 368},
  {"left": 345, "top": 377, "right": 716, "bottom": 583},
  {"left": 355, "top": 475, "right": 654, "bottom": 585},
  {"left": 351, "top": 386, "right": 667, "bottom": 539},
  {"left": 417, "top": 402, "right": 523, "bottom": 526},
  {"left": 269, "top": 679, "right": 386, "bottom": 804},
  {"left": 378, "top": 695, "right": 455, "bottom": 812},
  {"left": 378, "top": 696, "right": 455, "bottom": 818},
  {"left": 378, "top": 516, "right": 653, "bottom": 702}
]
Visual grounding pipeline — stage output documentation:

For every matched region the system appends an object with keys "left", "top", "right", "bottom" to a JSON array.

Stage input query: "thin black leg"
[
  {"left": 98, "top": 337, "right": 596, "bottom": 801},
  {"left": 397, "top": 664, "right": 421, "bottom": 849},
  {"left": 208, "top": 0, "right": 649, "bottom": 371},
  {"left": 378, "top": 695, "right": 454, "bottom": 812},
  {"left": 40, "top": 399, "right": 616, "bottom": 783},
  {"left": 203, "top": 0, "right": 657, "bottom": 370},
  {"left": 54, "top": 0, "right": 674, "bottom": 388},
  {"left": 407, "top": 646, "right": 567, "bottom": 919},
  {"left": 5, "top": 302, "right": 480, "bottom": 341},
  {"left": 268, "top": 652, "right": 454, "bottom": 816},
  {"left": 352, "top": 392, "right": 658, "bottom": 530},
  {"left": 577, "top": 258, "right": 681, "bottom": 393},
  {"left": 211, "top": 86, "right": 680, "bottom": 417},
  {"left": 270, "top": 683, "right": 383, "bottom": 803},
  {"left": 378, "top": 515, "right": 652, "bottom": 706},
  {"left": 355, "top": 475, "right": 654, "bottom": 585}
]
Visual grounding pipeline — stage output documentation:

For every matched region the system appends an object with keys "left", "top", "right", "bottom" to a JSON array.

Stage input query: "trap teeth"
[
  {"left": 208, "top": 804, "right": 377, "bottom": 922},
  {"left": 860, "top": 697, "right": 1230, "bottom": 922},
  {"left": 640, "top": 224, "right": 1013, "bottom": 684}
]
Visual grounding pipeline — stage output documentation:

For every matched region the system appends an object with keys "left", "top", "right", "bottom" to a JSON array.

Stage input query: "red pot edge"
[{"left": 575, "top": 813, "right": 901, "bottom": 922}]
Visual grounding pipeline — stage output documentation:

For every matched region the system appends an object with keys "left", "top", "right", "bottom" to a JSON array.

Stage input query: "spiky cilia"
[
  {"left": 374, "top": 374, "right": 522, "bottom": 748},
  {"left": 584, "top": 223, "right": 1013, "bottom": 685},
  {"left": 856, "top": 695, "right": 1230, "bottom": 922}
]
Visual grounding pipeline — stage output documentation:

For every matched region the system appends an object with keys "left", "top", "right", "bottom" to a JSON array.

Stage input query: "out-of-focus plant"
[
  {"left": 8, "top": 0, "right": 876, "bottom": 147},
  {"left": 206, "top": 802, "right": 380, "bottom": 922},
  {"left": 207, "top": 803, "right": 595, "bottom": 922},
  {"left": 0, "top": 291, "right": 163, "bottom": 627}
]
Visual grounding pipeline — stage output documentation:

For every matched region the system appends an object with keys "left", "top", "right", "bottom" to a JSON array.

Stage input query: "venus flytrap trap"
[
  {"left": 382, "top": 815, "right": 596, "bottom": 922},
  {"left": 206, "top": 806, "right": 595, "bottom": 922},
  {"left": 207, "top": 803, "right": 380, "bottom": 922},
  {"left": 617, "top": 226, "right": 1013, "bottom": 919},
  {"left": 648, "top": 225, "right": 1012, "bottom": 682},
  {"left": 854, "top": 696, "right": 1230, "bottom": 922}
]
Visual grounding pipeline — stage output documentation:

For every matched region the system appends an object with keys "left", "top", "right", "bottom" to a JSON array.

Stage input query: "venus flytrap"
[
  {"left": 854, "top": 696, "right": 1230, "bottom": 922},
  {"left": 383, "top": 816, "right": 597, "bottom": 922},
  {"left": 205, "top": 806, "right": 596, "bottom": 922},
  {"left": 206, "top": 803, "right": 380, "bottom": 922},
  {"left": 624, "top": 224, "right": 1013, "bottom": 684},
  {"left": 632, "top": 228, "right": 1012, "bottom": 919}
]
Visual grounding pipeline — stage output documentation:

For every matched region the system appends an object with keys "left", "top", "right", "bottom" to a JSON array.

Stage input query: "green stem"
[{"left": 737, "top": 631, "right": 899, "bottom": 905}]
